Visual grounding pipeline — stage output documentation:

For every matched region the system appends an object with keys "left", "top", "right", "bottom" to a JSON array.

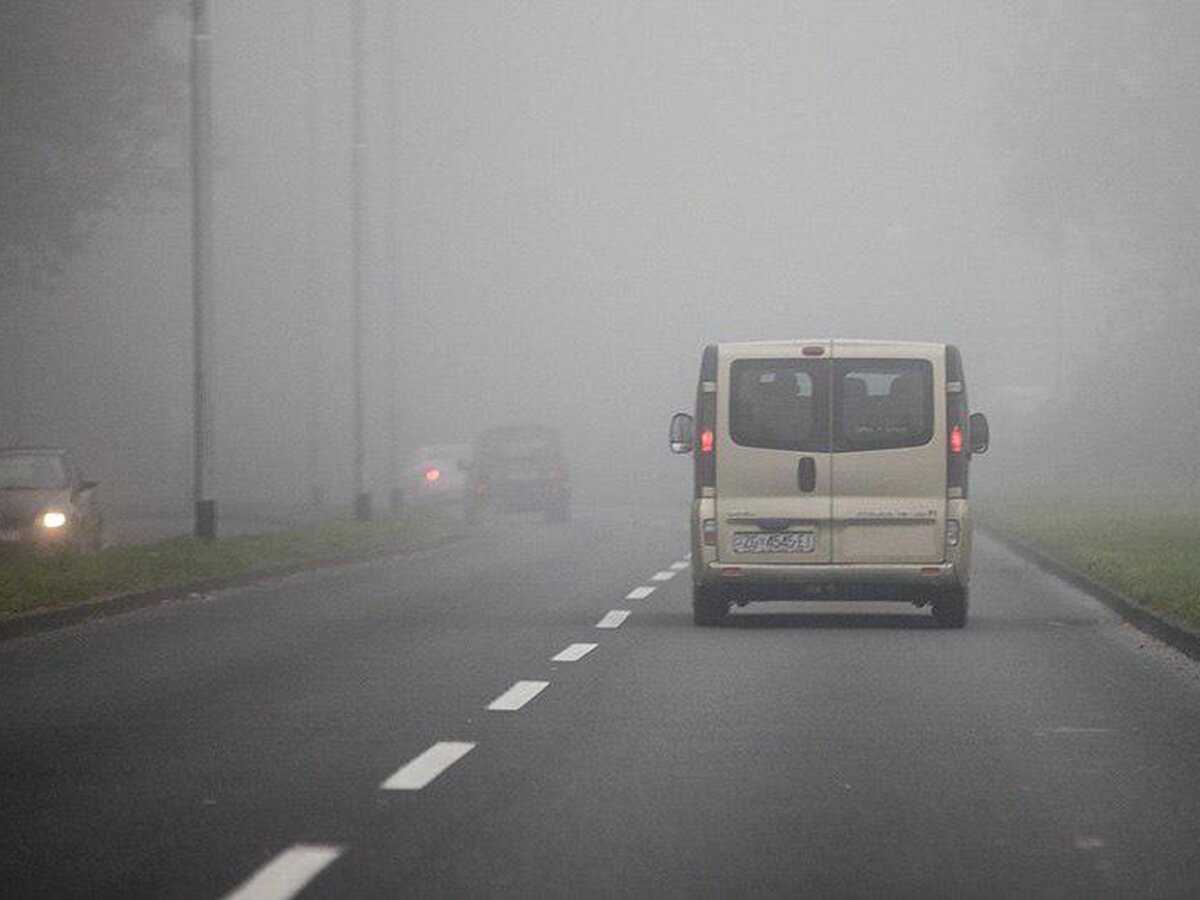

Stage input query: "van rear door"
[
  {"left": 716, "top": 343, "right": 833, "bottom": 564},
  {"left": 829, "top": 342, "right": 945, "bottom": 564}
]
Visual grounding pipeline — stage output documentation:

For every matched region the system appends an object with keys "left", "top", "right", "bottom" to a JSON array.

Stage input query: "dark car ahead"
[
  {"left": 0, "top": 447, "right": 102, "bottom": 553},
  {"left": 467, "top": 425, "right": 570, "bottom": 523}
]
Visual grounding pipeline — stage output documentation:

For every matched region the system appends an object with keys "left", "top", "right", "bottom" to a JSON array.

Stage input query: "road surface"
[{"left": 3, "top": 506, "right": 1200, "bottom": 897}]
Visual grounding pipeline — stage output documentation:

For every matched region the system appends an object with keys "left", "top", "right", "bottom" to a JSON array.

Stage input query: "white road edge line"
[
  {"left": 596, "top": 610, "right": 631, "bottom": 629},
  {"left": 223, "top": 844, "right": 344, "bottom": 900},
  {"left": 381, "top": 741, "right": 476, "bottom": 791},
  {"left": 552, "top": 643, "right": 598, "bottom": 662},
  {"left": 626, "top": 586, "right": 655, "bottom": 600},
  {"left": 487, "top": 680, "right": 550, "bottom": 711},
  {"left": 670, "top": 561, "right": 689, "bottom": 570},
  {"left": 651, "top": 571, "right": 676, "bottom": 581}
]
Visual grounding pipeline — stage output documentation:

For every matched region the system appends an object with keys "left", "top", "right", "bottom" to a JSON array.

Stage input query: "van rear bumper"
[{"left": 699, "top": 561, "right": 962, "bottom": 602}]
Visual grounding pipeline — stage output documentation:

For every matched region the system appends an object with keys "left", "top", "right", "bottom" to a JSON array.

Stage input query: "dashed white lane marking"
[
  {"left": 651, "top": 570, "right": 676, "bottom": 581},
  {"left": 596, "top": 610, "right": 631, "bottom": 629},
  {"left": 487, "top": 680, "right": 550, "bottom": 711},
  {"left": 224, "top": 844, "right": 343, "bottom": 900},
  {"left": 1033, "top": 727, "right": 1114, "bottom": 737},
  {"left": 670, "top": 561, "right": 689, "bottom": 570},
  {"left": 381, "top": 741, "right": 476, "bottom": 791},
  {"left": 552, "top": 643, "right": 598, "bottom": 662},
  {"left": 626, "top": 586, "right": 655, "bottom": 600}
]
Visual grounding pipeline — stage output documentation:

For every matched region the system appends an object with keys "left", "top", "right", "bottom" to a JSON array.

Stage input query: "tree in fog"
[
  {"left": 1000, "top": 2, "right": 1200, "bottom": 488},
  {"left": 0, "top": 1, "right": 178, "bottom": 284}
]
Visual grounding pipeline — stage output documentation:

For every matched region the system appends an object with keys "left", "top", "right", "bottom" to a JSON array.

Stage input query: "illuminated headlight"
[
  {"left": 945, "top": 518, "right": 961, "bottom": 547},
  {"left": 41, "top": 510, "right": 68, "bottom": 529}
]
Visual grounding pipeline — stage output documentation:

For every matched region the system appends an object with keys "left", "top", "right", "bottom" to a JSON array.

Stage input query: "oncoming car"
[
  {"left": 0, "top": 447, "right": 103, "bottom": 553},
  {"left": 669, "top": 340, "right": 989, "bottom": 627}
]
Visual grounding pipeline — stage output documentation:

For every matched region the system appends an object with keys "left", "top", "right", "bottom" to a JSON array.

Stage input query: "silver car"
[{"left": 0, "top": 447, "right": 103, "bottom": 553}]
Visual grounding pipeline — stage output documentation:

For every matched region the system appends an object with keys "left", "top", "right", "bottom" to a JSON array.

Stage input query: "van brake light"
[
  {"left": 949, "top": 425, "right": 964, "bottom": 454},
  {"left": 700, "top": 430, "right": 714, "bottom": 453}
]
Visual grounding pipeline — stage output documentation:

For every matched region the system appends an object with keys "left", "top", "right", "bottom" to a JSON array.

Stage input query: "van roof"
[{"left": 719, "top": 339, "right": 947, "bottom": 354}]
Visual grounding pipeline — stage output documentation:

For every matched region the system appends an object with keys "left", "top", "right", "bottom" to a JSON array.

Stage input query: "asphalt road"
[{"left": 3, "top": 506, "right": 1200, "bottom": 898}]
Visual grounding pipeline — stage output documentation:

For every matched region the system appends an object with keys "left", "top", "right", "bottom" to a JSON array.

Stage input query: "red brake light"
[
  {"left": 424, "top": 468, "right": 441, "bottom": 482},
  {"left": 700, "top": 430, "right": 714, "bottom": 453},
  {"left": 950, "top": 426, "right": 963, "bottom": 455},
  {"left": 802, "top": 345, "right": 826, "bottom": 356}
]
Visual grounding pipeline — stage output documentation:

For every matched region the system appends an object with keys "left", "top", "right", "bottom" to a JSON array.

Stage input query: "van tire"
[
  {"left": 932, "top": 588, "right": 968, "bottom": 628},
  {"left": 693, "top": 585, "right": 729, "bottom": 626}
]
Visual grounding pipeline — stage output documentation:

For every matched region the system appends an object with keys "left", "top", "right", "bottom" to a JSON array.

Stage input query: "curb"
[
  {"left": 0, "top": 535, "right": 461, "bottom": 642},
  {"left": 983, "top": 526, "right": 1200, "bottom": 662}
]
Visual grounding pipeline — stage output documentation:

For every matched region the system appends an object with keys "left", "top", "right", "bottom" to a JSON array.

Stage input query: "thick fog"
[{"left": 2, "top": 1, "right": 1197, "bottom": 516}]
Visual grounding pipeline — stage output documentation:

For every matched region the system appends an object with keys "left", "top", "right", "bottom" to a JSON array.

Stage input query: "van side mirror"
[
  {"left": 669, "top": 412, "right": 694, "bottom": 454},
  {"left": 969, "top": 412, "right": 989, "bottom": 454}
]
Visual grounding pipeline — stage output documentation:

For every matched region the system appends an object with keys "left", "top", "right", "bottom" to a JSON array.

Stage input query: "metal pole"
[
  {"left": 305, "top": 0, "right": 323, "bottom": 509},
  {"left": 191, "top": 0, "right": 217, "bottom": 539},
  {"left": 386, "top": 0, "right": 403, "bottom": 514},
  {"left": 351, "top": 0, "right": 371, "bottom": 521}
]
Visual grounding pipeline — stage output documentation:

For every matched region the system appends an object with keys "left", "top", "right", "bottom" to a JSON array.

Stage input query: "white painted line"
[
  {"left": 651, "top": 570, "right": 676, "bottom": 581},
  {"left": 224, "top": 844, "right": 343, "bottom": 900},
  {"left": 552, "top": 642, "right": 598, "bottom": 662},
  {"left": 381, "top": 741, "right": 476, "bottom": 791},
  {"left": 1033, "top": 727, "right": 1114, "bottom": 737},
  {"left": 596, "top": 610, "right": 631, "bottom": 629},
  {"left": 626, "top": 586, "right": 655, "bottom": 600},
  {"left": 670, "top": 561, "right": 690, "bottom": 570},
  {"left": 487, "top": 680, "right": 550, "bottom": 711}
]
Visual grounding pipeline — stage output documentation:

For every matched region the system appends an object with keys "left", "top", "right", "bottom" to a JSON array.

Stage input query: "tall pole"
[
  {"left": 386, "top": 0, "right": 403, "bottom": 513},
  {"left": 351, "top": 0, "right": 371, "bottom": 520},
  {"left": 191, "top": 0, "right": 217, "bottom": 539},
  {"left": 305, "top": 0, "right": 323, "bottom": 509}
]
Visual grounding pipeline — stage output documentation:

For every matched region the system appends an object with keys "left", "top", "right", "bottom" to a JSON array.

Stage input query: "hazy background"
[{"left": 2, "top": 1, "right": 1197, "bottom": 517}]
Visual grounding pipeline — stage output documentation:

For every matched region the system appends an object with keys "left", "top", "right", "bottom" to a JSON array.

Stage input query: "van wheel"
[
  {"left": 932, "top": 588, "right": 968, "bottom": 628},
  {"left": 693, "top": 585, "right": 729, "bottom": 626}
]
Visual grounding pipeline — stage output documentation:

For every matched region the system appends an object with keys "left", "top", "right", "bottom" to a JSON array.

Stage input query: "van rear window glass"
[
  {"left": 729, "top": 360, "right": 828, "bottom": 451},
  {"left": 834, "top": 359, "right": 933, "bottom": 451}
]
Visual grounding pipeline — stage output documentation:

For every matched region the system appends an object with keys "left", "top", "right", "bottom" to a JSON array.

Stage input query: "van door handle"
[{"left": 797, "top": 457, "right": 816, "bottom": 493}]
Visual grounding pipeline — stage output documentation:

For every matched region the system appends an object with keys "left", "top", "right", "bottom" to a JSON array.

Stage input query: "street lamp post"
[
  {"left": 351, "top": 0, "right": 370, "bottom": 521},
  {"left": 191, "top": 0, "right": 216, "bottom": 540}
]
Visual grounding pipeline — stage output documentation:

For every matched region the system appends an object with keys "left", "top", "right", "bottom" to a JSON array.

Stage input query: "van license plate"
[{"left": 732, "top": 531, "right": 814, "bottom": 554}]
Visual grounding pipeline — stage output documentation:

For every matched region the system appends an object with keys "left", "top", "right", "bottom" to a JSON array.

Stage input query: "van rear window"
[
  {"left": 729, "top": 360, "right": 829, "bottom": 451},
  {"left": 834, "top": 359, "right": 933, "bottom": 451}
]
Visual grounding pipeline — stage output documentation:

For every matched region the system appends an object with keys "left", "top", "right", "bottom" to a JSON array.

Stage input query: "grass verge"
[
  {"left": 0, "top": 510, "right": 459, "bottom": 619},
  {"left": 980, "top": 494, "right": 1200, "bottom": 635}
]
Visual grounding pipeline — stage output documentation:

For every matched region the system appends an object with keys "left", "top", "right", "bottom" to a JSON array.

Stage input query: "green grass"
[
  {"left": 0, "top": 510, "right": 459, "bottom": 618},
  {"left": 979, "top": 494, "right": 1200, "bottom": 634}
]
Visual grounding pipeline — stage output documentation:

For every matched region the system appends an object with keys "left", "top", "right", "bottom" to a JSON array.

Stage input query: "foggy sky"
[{"left": 1, "top": 1, "right": 1183, "bottom": 512}]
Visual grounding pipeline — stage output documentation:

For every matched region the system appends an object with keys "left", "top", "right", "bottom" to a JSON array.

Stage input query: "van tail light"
[
  {"left": 945, "top": 518, "right": 961, "bottom": 547},
  {"left": 702, "top": 519, "right": 717, "bottom": 546},
  {"left": 695, "top": 392, "right": 716, "bottom": 494},
  {"left": 424, "top": 468, "right": 441, "bottom": 483},
  {"left": 946, "top": 377, "right": 969, "bottom": 496}
]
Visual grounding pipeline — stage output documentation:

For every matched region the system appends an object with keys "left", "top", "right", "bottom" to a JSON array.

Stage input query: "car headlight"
[{"left": 41, "top": 510, "right": 68, "bottom": 529}]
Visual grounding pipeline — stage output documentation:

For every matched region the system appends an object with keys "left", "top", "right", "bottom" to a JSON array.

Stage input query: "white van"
[{"left": 669, "top": 340, "right": 989, "bottom": 627}]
